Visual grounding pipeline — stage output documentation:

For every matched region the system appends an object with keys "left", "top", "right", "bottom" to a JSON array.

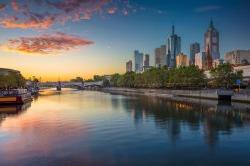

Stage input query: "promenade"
[{"left": 103, "top": 87, "right": 250, "bottom": 103}]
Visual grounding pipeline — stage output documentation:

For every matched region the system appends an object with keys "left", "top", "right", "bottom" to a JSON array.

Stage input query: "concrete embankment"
[{"left": 102, "top": 87, "right": 250, "bottom": 103}]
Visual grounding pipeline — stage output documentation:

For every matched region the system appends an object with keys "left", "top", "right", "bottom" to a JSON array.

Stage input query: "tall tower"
[
  {"left": 167, "top": 25, "right": 181, "bottom": 68},
  {"left": 204, "top": 20, "right": 220, "bottom": 69},
  {"left": 190, "top": 42, "right": 200, "bottom": 65},
  {"left": 134, "top": 50, "right": 144, "bottom": 73}
]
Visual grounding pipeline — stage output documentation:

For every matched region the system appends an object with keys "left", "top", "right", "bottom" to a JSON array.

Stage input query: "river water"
[{"left": 0, "top": 88, "right": 250, "bottom": 166}]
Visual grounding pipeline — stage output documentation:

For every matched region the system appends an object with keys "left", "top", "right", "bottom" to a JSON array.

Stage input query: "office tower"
[
  {"left": 176, "top": 53, "right": 189, "bottom": 67},
  {"left": 204, "top": 20, "right": 220, "bottom": 69},
  {"left": 167, "top": 25, "right": 181, "bottom": 68},
  {"left": 134, "top": 50, "right": 144, "bottom": 73},
  {"left": 126, "top": 60, "right": 132, "bottom": 72},
  {"left": 190, "top": 42, "right": 200, "bottom": 65}
]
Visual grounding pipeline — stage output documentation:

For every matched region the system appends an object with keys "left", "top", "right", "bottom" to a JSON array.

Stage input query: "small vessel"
[
  {"left": 0, "top": 89, "right": 32, "bottom": 105},
  {"left": 56, "top": 81, "right": 62, "bottom": 91}
]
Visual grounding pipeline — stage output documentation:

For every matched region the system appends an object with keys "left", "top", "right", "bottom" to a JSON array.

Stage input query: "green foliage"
[
  {"left": 0, "top": 72, "right": 26, "bottom": 89},
  {"left": 110, "top": 66, "right": 206, "bottom": 89},
  {"left": 93, "top": 75, "right": 104, "bottom": 81},
  {"left": 167, "top": 65, "right": 206, "bottom": 88},
  {"left": 210, "top": 63, "right": 243, "bottom": 88},
  {"left": 70, "top": 77, "right": 84, "bottom": 83}
]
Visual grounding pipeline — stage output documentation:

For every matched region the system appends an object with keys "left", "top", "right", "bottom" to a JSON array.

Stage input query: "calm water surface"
[{"left": 0, "top": 88, "right": 250, "bottom": 165}]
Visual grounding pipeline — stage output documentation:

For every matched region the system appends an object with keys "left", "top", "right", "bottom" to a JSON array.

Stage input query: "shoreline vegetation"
[{"left": 106, "top": 64, "right": 243, "bottom": 89}]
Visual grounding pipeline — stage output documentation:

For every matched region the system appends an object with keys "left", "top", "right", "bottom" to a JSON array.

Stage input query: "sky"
[{"left": 0, "top": 0, "right": 249, "bottom": 81}]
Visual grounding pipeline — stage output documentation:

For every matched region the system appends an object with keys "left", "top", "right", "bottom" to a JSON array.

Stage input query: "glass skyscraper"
[
  {"left": 134, "top": 50, "right": 144, "bottom": 73},
  {"left": 167, "top": 25, "right": 181, "bottom": 68}
]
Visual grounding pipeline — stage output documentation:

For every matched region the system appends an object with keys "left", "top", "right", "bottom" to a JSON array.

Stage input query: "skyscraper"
[
  {"left": 155, "top": 45, "right": 167, "bottom": 68},
  {"left": 126, "top": 60, "right": 132, "bottom": 72},
  {"left": 204, "top": 20, "right": 220, "bottom": 69},
  {"left": 144, "top": 54, "right": 150, "bottom": 67},
  {"left": 190, "top": 42, "right": 200, "bottom": 65},
  {"left": 167, "top": 25, "right": 181, "bottom": 68},
  {"left": 134, "top": 50, "right": 144, "bottom": 73},
  {"left": 195, "top": 52, "right": 206, "bottom": 69},
  {"left": 176, "top": 53, "right": 189, "bottom": 67},
  {"left": 155, "top": 48, "right": 161, "bottom": 67}
]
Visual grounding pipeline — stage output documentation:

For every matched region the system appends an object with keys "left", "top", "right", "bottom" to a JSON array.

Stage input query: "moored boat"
[{"left": 0, "top": 89, "right": 32, "bottom": 105}]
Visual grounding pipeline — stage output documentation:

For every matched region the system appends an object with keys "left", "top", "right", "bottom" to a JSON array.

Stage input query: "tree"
[
  {"left": 110, "top": 73, "right": 121, "bottom": 87},
  {"left": 93, "top": 75, "right": 104, "bottom": 81},
  {"left": 0, "top": 72, "right": 25, "bottom": 89},
  {"left": 210, "top": 63, "right": 243, "bottom": 88},
  {"left": 70, "top": 77, "right": 84, "bottom": 83}
]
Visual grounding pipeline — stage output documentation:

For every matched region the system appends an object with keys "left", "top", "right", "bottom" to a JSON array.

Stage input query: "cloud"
[
  {"left": 0, "top": 0, "right": 133, "bottom": 29},
  {"left": 0, "top": 3, "right": 6, "bottom": 10},
  {"left": 195, "top": 5, "right": 221, "bottom": 13},
  {"left": 107, "top": 7, "right": 118, "bottom": 14},
  {"left": 11, "top": 0, "right": 20, "bottom": 11},
  {"left": 0, "top": 15, "right": 55, "bottom": 29},
  {"left": 2, "top": 32, "right": 94, "bottom": 55}
]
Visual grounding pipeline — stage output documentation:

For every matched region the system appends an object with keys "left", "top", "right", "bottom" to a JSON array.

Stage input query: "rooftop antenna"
[
  {"left": 210, "top": 18, "right": 214, "bottom": 28},
  {"left": 172, "top": 25, "right": 175, "bottom": 35},
  {"left": 171, "top": 20, "right": 175, "bottom": 35}
]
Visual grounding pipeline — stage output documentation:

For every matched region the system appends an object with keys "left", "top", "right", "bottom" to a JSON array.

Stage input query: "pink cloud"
[
  {"left": 0, "top": 15, "right": 55, "bottom": 29},
  {"left": 2, "top": 32, "right": 94, "bottom": 55},
  {"left": 0, "top": 0, "right": 134, "bottom": 29},
  {"left": 107, "top": 7, "right": 118, "bottom": 14}
]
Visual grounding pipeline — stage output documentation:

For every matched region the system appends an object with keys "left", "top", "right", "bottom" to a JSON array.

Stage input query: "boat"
[
  {"left": 0, "top": 89, "right": 32, "bottom": 105},
  {"left": 56, "top": 81, "right": 62, "bottom": 91}
]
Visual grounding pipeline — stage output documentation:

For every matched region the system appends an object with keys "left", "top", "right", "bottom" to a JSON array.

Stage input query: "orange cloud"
[
  {"left": 2, "top": 32, "right": 94, "bottom": 55},
  {"left": 0, "top": 15, "right": 55, "bottom": 29}
]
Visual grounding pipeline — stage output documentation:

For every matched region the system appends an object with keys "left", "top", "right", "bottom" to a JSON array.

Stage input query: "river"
[{"left": 0, "top": 88, "right": 250, "bottom": 165}]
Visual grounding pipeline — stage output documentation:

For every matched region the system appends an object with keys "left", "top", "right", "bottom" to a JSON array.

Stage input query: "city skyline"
[{"left": 0, "top": 0, "right": 250, "bottom": 81}]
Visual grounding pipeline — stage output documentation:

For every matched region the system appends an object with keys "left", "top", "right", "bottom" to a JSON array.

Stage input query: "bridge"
[{"left": 39, "top": 81, "right": 103, "bottom": 89}]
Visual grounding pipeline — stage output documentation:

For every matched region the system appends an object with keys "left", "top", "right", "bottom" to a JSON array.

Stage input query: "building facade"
[
  {"left": 155, "top": 48, "right": 161, "bottom": 68},
  {"left": 155, "top": 45, "right": 166, "bottom": 68},
  {"left": 167, "top": 25, "right": 181, "bottom": 68},
  {"left": 190, "top": 42, "right": 200, "bottom": 65},
  {"left": 144, "top": 54, "right": 150, "bottom": 67},
  {"left": 195, "top": 52, "right": 206, "bottom": 69},
  {"left": 225, "top": 50, "right": 250, "bottom": 65},
  {"left": 134, "top": 50, "right": 144, "bottom": 73},
  {"left": 176, "top": 53, "right": 189, "bottom": 67},
  {"left": 126, "top": 60, "right": 132, "bottom": 72},
  {"left": 204, "top": 20, "right": 220, "bottom": 69},
  {"left": 212, "top": 59, "right": 224, "bottom": 68}
]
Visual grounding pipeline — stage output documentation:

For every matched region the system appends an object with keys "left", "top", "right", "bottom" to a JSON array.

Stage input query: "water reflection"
[
  {"left": 0, "top": 102, "right": 31, "bottom": 125},
  {"left": 113, "top": 93, "right": 250, "bottom": 146},
  {"left": 0, "top": 89, "right": 250, "bottom": 165}
]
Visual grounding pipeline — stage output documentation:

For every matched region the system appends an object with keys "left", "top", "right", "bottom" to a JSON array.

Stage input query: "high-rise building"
[
  {"left": 190, "top": 43, "right": 200, "bottom": 65},
  {"left": 160, "top": 45, "right": 167, "bottom": 67},
  {"left": 195, "top": 52, "right": 206, "bottom": 69},
  {"left": 155, "top": 48, "right": 161, "bottom": 67},
  {"left": 225, "top": 50, "right": 250, "bottom": 65},
  {"left": 204, "top": 20, "right": 220, "bottom": 69},
  {"left": 126, "top": 60, "right": 132, "bottom": 72},
  {"left": 155, "top": 45, "right": 167, "bottom": 68},
  {"left": 144, "top": 54, "right": 150, "bottom": 67},
  {"left": 134, "top": 50, "right": 144, "bottom": 73},
  {"left": 176, "top": 53, "right": 189, "bottom": 67},
  {"left": 167, "top": 25, "right": 181, "bottom": 68}
]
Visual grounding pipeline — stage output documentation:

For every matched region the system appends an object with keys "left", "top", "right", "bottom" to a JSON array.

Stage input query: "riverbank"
[{"left": 102, "top": 87, "right": 250, "bottom": 103}]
